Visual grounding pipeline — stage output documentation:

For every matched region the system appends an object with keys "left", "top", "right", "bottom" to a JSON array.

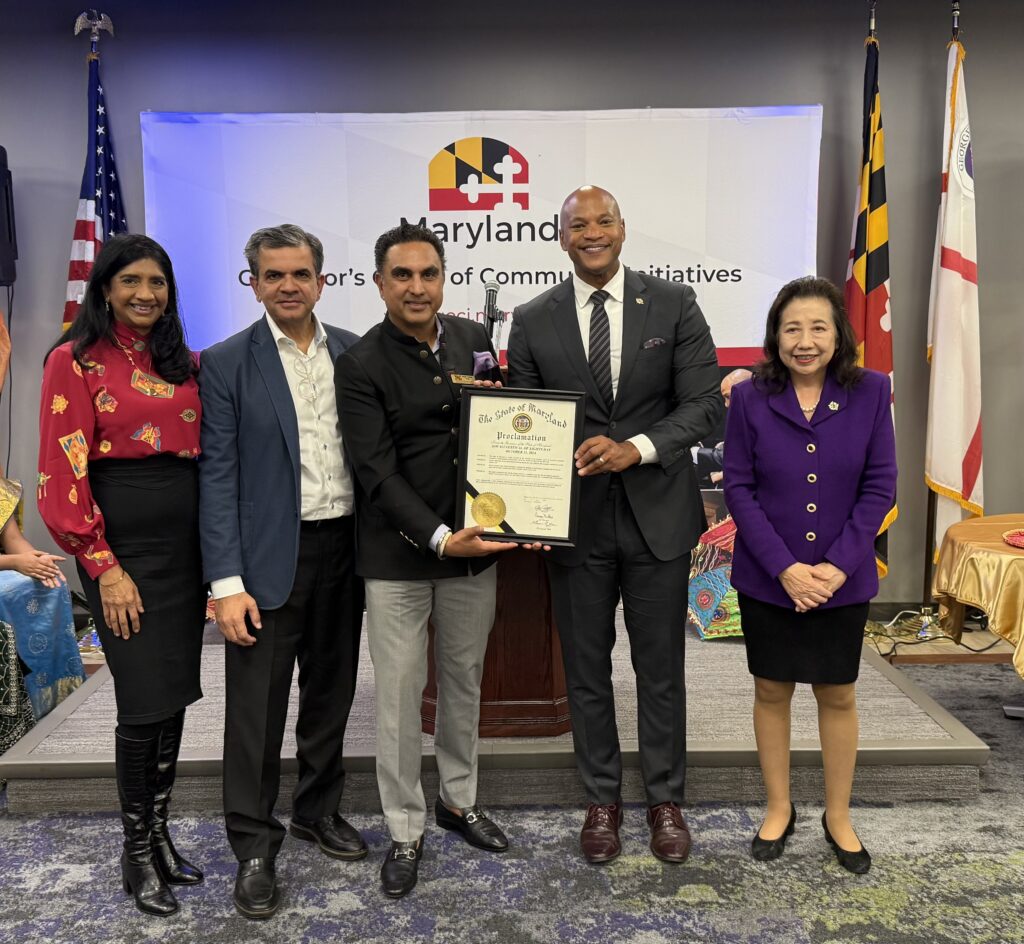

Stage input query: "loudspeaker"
[{"left": 0, "top": 146, "right": 17, "bottom": 286}]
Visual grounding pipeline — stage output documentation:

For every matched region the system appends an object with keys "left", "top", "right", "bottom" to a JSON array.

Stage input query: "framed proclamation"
[{"left": 456, "top": 387, "right": 585, "bottom": 547}]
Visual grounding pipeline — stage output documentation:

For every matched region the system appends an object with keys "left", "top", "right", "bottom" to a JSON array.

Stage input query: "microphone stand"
[{"left": 482, "top": 281, "right": 506, "bottom": 353}]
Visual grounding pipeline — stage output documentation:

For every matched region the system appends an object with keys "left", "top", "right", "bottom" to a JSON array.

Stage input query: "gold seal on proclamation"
[{"left": 471, "top": 492, "right": 507, "bottom": 527}]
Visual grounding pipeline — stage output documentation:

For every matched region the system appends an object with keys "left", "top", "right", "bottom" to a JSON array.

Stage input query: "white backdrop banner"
[{"left": 141, "top": 107, "right": 822, "bottom": 360}]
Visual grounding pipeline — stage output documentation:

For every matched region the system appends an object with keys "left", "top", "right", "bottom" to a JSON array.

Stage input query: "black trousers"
[
  {"left": 223, "top": 516, "right": 363, "bottom": 861},
  {"left": 546, "top": 478, "right": 690, "bottom": 807}
]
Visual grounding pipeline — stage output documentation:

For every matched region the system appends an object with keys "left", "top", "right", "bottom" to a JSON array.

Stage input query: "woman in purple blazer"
[{"left": 724, "top": 277, "right": 896, "bottom": 874}]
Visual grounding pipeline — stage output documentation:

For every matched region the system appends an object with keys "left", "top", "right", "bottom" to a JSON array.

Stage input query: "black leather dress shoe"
[
  {"left": 233, "top": 858, "right": 280, "bottom": 919},
  {"left": 435, "top": 798, "right": 509, "bottom": 852},
  {"left": 289, "top": 814, "right": 368, "bottom": 860},
  {"left": 822, "top": 812, "right": 872, "bottom": 874},
  {"left": 381, "top": 839, "right": 423, "bottom": 898},
  {"left": 751, "top": 804, "right": 797, "bottom": 862}
]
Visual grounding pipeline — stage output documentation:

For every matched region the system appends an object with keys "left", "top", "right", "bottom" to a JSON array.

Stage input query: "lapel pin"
[
  {"left": 636, "top": 297, "right": 644, "bottom": 305},
  {"left": 828, "top": 401, "right": 839, "bottom": 411}
]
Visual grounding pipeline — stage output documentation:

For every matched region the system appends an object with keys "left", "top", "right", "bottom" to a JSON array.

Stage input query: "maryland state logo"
[{"left": 428, "top": 137, "right": 529, "bottom": 211}]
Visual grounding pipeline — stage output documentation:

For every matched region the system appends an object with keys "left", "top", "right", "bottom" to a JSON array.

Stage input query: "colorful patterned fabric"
[
  {"left": 0, "top": 477, "right": 21, "bottom": 532},
  {"left": 0, "top": 571, "right": 84, "bottom": 720},
  {"left": 687, "top": 515, "right": 743, "bottom": 639},
  {"left": 37, "top": 323, "right": 201, "bottom": 578},
  {"left": 689, "top": 574, "right": 744, "bottom": 640}
]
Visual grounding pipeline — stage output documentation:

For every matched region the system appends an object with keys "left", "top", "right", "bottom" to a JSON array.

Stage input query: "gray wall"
[{"left": 2, "top": 0, "right": 1022, "bottom": 602}]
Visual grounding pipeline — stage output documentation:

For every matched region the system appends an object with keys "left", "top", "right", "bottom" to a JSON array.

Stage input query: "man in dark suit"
[
  {"left": 693, "top": 368, "right": 753, "bottom": 487},
  {"left": 337, "top": 222, "right": 516, "bottom": 899},
  {"left": 198, "top": 224, "right": 365, "bottom": 919},
  {"left": 507, "top": 186, "right": 723, "bottom": 864}
]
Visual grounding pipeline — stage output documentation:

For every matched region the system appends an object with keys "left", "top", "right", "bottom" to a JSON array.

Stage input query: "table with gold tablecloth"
[{"left": 933, "top": 513, "right": 1024, "bottom": 680}]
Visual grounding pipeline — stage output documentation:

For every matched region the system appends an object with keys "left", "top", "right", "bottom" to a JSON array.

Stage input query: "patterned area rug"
[{"left": 1, "top": 663, "right": 1022, "bottom": 944}]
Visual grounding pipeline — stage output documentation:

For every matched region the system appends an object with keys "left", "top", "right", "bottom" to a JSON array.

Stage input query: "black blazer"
[
  {"left": 336, "top": 314, "right": 499, "bottom": 580},
  {"left": 198, "top": 316, "right": 360, "bottom": 610},
  {"left": 507, "top": 268, "right": 723, "bottom": 566}
]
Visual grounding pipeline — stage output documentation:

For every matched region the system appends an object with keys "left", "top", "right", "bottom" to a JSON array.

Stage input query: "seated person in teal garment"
[
  {"left": 0, "top": 310, "right": 85, "bottom": 722},
  {"left": 0, "top": 475, "right": 85, "bottom": 719}
]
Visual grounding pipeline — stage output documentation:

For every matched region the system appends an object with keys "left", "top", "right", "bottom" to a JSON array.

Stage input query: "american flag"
[{"left": 63, "top": 50, "right": 127, "bottom": 329}]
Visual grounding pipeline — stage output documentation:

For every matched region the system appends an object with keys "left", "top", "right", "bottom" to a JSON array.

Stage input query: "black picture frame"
[{"left": 455, "top": 386, "right": 585, "bottom": 547}]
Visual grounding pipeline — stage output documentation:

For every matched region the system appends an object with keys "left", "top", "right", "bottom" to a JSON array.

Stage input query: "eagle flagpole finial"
[{"left": 73, "top": 10, "right": 114, "bottom": 45}]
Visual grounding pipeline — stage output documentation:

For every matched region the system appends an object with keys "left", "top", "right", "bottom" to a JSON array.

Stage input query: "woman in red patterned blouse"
[{"left": 38, "top": 235, "right": 207, "bottom": 917}]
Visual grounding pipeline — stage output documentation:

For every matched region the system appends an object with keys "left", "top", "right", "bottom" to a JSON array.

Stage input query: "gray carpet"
[
  {"left": 30, "top": 630, "right": 953, "bottom": 756},
  {"left": 0, "top": 661, "right": 1022, "bottom": 944}
]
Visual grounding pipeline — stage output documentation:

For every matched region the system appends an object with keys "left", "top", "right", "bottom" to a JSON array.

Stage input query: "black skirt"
[
  {"left": 737, "top": 592, "right": 869, "bottom": 685},
  {"left": 77, "top": 456, "right": 206, "bottom": 724}
]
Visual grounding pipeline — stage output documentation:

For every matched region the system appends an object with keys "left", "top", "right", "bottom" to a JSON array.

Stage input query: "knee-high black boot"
[
  {"left": 150, "top": 710, "right": 203, "bottom": 885},
  {"left": 116, "top": 730, "right": 178, "bottom": 916}
]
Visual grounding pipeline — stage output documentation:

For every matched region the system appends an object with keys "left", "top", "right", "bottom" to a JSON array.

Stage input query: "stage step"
[{"left": 1, "top": 636, "right": 987, "bottom": 814}]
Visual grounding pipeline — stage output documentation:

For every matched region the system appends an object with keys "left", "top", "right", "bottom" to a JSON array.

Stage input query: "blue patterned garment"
[{"left": 0, "top": 571, "right": 85, "bottom": 720}]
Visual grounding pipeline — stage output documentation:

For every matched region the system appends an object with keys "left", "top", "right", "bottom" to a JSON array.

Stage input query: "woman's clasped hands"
[{"left": 779, "top": 561, "right": 848, "bottom": 613}]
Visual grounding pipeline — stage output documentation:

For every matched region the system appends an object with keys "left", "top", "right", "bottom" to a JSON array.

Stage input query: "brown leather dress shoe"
[
  {"left": 647, "top": 801, "right": 692, "bottom": 863},
  {"left": 580, "top": 803, "right": 623, "bottom": 864}
]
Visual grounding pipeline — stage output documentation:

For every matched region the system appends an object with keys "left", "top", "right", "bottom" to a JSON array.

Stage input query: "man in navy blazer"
[
  {"left": 198, "top": 225, "right": 365, "bottom": 919},
  {"left": 507, "top": 186, "right": 722, "bottom": 865}
]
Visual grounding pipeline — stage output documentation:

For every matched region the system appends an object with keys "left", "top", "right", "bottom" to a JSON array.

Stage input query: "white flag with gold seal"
[{"left": 925, "top": 40, "right": 983, "bottom": 551}]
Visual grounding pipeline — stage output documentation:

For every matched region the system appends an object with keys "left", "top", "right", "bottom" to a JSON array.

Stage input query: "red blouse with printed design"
[{"left": 37, "top": 324, "right": 201, "bottom": 579}]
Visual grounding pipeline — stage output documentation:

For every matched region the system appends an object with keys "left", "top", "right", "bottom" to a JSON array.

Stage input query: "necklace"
[
  {"left": 113, "top": 335, "right": 174, "bottom": 397},
  {"left": 796, "top": 388, "right": 822, "bottom": 415},
  {"left": 113, "top": 336, "right": 144, "bottom": 370},
  {"left": 113, "top": 335, "right": 152, "bottom": 370}
]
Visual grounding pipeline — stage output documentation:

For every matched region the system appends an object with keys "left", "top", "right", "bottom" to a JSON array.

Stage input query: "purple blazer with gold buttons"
[{"left": 723, "top": 368, "right": 897, "bottom": 609}]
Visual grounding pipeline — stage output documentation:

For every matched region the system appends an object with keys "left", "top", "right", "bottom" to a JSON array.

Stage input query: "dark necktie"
[{"left": 588, "top": 289, "right": 613, "bottom": 408}]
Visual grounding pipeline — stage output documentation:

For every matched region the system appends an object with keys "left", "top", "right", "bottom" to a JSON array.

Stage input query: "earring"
[{"left": 105, "top": 299, "right": 112, "bottom": 316}]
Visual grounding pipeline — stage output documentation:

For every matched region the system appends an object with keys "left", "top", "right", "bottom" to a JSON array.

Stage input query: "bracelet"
[
  {"left": 99, "top": 570, "right": 125, "bottom": 588},
  {"left": 437, "top": 530, "right": 453, "bottom": 560}
]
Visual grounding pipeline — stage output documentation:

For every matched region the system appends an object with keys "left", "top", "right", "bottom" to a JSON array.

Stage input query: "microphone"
[
  {"left": 483, "top": 280, "right": 505, "bottom": 350},
  {"left": 483, "top": 281, "right": 499, "bottom": 332}
]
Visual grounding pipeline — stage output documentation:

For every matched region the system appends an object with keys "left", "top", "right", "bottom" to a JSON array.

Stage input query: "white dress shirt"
[
  {"left": 571, "top": 266, "right": 658, "bottom": 464},
  {"left": 210, "top": 313, "right": 354, "bottom": 600}
]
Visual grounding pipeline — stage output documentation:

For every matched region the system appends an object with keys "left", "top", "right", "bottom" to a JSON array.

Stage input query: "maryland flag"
[
  {"left": 428, "top": 137, "right": 529, "bottom": 211},
  {"left": 925, "top": 40, "right": 983, "bottom": 552},
  {"left": 844, "top": 34, "right": 897, "bottom": 577}
]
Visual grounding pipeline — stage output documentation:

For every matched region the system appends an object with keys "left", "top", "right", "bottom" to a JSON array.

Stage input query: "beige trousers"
[{"left": 365, "top": 566, "right": 497, "bottom": 842}]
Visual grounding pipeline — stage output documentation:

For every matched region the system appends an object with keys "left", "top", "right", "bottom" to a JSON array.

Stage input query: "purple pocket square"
[
  {"left": 472, "top": 350, "right": 501, "bottom": 380},
  {"left": 642, "top": 337, "right": 668, "bottom": 349}
]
